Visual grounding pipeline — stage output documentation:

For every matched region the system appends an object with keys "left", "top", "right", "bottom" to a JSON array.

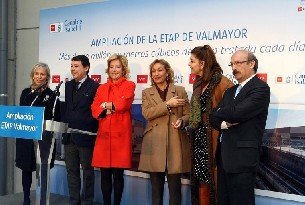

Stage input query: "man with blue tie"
[{"left": 210, "top": 50, "right": 270, "bottom": 205}]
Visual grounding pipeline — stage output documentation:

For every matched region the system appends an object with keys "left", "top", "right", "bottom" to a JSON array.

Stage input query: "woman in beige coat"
[{"left": 138, "top": 59, "right": 191, "bottom": 205}]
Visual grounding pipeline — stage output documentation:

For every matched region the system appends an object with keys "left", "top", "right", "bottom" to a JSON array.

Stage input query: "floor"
[{"left": 0, "top": 191, "right": 102, "bottom": 205}]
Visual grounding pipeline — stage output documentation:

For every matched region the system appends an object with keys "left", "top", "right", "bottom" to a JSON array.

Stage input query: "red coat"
[{"left": 91, "top": 77, "right": 135, "bottom": 168}]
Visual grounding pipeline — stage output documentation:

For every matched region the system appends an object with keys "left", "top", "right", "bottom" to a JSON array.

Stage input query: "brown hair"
[
  {"left": 149, "top": 59, "right": 174, "bottom": 86},
  {"left": 190, "top": 45, "right": 223, "bottom": 83}
]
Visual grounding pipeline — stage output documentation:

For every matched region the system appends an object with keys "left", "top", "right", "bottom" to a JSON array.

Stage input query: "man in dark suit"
[
  {"left": 210, "top": 50, "right": 270, "bottom": 205},
  {"left": 62, "top": 55, "right": 99, "bottom": 205}
]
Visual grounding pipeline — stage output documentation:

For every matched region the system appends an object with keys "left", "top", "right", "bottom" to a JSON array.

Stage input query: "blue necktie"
[{"left": 234, "top": 84, "right": 242, "bottom": 98}]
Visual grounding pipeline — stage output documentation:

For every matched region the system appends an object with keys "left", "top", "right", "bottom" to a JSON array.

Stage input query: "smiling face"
[
  {"left": 108, "top": 59, "right": 123, "bottom": 82},
  {"left": 70, "top": 60, "right": 89, "bottom": 82},
  {"left": 151, "top": 62, "right": 168, "bottom": 88},
  {"left": 32, "top": 67, "right": 48, "bottom": 86},
  {"left": 188, "top": 54, "right": 204, "bottom": 76}
]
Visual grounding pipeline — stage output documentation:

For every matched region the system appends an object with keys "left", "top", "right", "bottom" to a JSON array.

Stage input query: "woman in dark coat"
[
  {"left": 15, "top": 62, "right": 60, "bottom": 205},
  {"left": 188, "top": 45, "right": 234, "bottom": 205}
]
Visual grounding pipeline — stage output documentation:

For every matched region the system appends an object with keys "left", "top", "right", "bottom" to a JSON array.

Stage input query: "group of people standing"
[{"left": 15, "top": 44, "right": 270, "bottom": 205}]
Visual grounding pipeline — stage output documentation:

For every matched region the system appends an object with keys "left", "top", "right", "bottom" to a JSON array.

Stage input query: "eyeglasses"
[{"left": 228, "top": 60, "right": 252, "bottom": 67}]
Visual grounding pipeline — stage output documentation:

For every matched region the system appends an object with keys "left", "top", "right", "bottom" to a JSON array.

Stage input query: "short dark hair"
[{"left": 71, "top": 55, "right": 90, "bottom": 68}]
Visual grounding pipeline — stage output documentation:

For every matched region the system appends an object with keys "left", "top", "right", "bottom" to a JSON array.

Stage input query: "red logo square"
[
  {"left": 52, "top": 75, "right": 60, "bottom": 83},
  {"left": 91, "top": 75, "right": 101, "bottom": 83},
  {"left": 298, "top": 6, "right": 303, "bottom": 12},
  {"left": 189, "top": 74, "right": 197, "bottom": 84},
  {"left": 50, "top": 24, "right": 55, "bottom": 31},
  {"left": 276, "top": 76, "right": 283, "bottom": 83},
  {"left": 137, "top": 75, "right": 148, "bottom": 83},
  {"left": 256, "top": 73, "right": 267, "bottom": 82}
]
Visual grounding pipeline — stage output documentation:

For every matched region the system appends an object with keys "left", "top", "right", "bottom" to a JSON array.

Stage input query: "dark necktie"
[
  {"left": 74, "top": 81, "right": 81, "bottom": 92},
  {"left": 73, "top": 82, "right": 81, "bottom": 106}
]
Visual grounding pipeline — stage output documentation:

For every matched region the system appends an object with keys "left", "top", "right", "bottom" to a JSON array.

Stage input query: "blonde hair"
[
  {"left": 106, "top": 54, "right": 130, "bottom": 78},
  {"left": 30, "top": 62, "right": 50, "bottom": 88}
]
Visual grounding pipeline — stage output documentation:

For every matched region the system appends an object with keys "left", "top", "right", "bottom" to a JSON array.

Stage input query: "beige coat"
[{"left": 138, "top": 84, "right": 191, "bottom": 174}]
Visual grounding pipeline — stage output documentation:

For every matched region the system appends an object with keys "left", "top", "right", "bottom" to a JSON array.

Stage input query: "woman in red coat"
[{"left": 91, "top": 54, "right": 135, "bottom": 205}]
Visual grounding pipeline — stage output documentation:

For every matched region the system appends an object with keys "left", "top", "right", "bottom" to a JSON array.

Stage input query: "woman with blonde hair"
[
  {"left": 15, "top": 62, "right": 60, "bottom": 205},
  {"left": 91, "top": 54, "right": 135, "bottom": 205}
]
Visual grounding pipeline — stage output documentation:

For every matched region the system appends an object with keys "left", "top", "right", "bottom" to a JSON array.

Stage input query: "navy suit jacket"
[
  {"left": 62, "top": 77, "right": 99, "bottom": 147},
  {"left": 210, "top": 75, "right": 270, "bottom": 173}
]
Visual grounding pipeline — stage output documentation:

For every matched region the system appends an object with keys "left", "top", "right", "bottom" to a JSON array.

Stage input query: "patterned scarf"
[
  {"left": 189, "top": 71, "right": 222, "bottom": 130},
  {"left": 189, "top": 71, "right": 222, "bottom": 205}
]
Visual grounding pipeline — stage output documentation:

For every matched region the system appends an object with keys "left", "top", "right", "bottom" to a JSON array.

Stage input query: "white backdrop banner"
[{"left": 39, "top": 0, "right": 305, "bottom": 202}]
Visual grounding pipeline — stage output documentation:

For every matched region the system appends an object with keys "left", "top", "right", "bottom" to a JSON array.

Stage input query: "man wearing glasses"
[{"left": 210, "top": 50, "right": 270, "bottom": 205}]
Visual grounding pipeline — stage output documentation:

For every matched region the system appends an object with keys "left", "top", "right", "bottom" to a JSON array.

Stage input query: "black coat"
[
  {"left": 210, "top": 76, "right": 270, "bottom": 173},
  {"left": 61, "top": 77, "right": 99, "bottom": 147},
  {"left": 15, "top": 87, "right": 60, "bottom": 171}
]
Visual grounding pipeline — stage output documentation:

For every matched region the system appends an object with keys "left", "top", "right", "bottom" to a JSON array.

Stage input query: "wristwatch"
[{"left": 102, "top": 102, "right": 107, "bottom": 109}]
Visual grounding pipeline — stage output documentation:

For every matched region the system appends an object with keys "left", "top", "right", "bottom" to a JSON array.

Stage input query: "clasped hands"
[{"left": 100, "top": 102, "right": 114, "bottom": 115}]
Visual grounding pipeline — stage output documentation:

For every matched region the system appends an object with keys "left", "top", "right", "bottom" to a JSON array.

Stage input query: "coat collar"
[
  {"left": 71, "top": 77, "right": 93, "bottom": 108},
  {"left": 149, "top": 83, "right": 176, "bottom": 104},
  {"left": 107, "top": 77, "right": 126, "bottom": 87},
  {"left": 234, "top": 75, "right": 259, "bottom": 100}
]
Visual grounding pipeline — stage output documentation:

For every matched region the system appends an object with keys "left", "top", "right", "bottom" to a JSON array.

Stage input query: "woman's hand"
[
  {"left": 166, "top": 96, "right": 186, "bottom": 108},
  {"left": 105, "top": 102, "right": 113, "bottom": 110},
  {"left": 172, "top": 118, "right": 182, "bottom": 129},
  {"left": 100, "top": 102, "right": 115, "bottom": 115},
  {"left": 100, "top": 102, "right": 113, "bottom": 109}
]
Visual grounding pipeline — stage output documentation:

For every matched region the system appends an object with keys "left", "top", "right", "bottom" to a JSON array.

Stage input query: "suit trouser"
[
  {"left": 150, "top": 172, "right": 181, "bottom": 205},
  {"left": 217, "top": 153, "right": 256, "bottom": 205},
  {"left": 64, "top": 142, "right": 94, "bottom": 205}
]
